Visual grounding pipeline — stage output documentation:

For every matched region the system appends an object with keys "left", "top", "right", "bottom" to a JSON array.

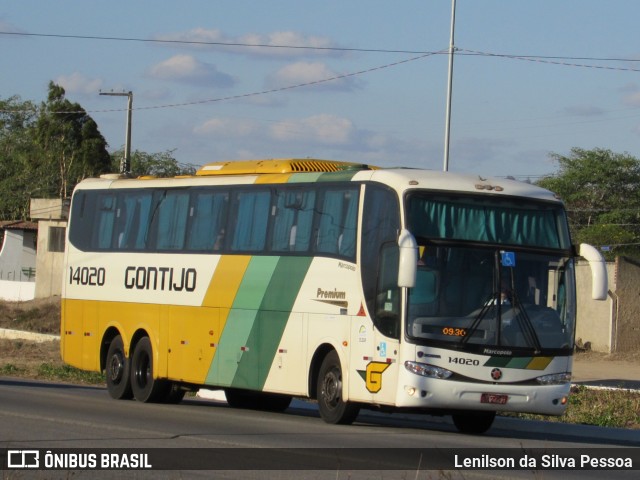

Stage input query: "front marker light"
[
  {"left": 536, "top": 372, "right": 572, "bottom": 385},
  {"left": 405, "top": 361, "right": 453, "bottom": 379}
]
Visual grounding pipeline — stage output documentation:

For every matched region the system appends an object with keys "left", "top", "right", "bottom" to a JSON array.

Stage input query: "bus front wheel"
[
  {"left": 130, "top": 336, "right": 169, "bottom": 403},
  {"left": 451, "top": 410, "right": 496, "bottom": 434},
  {"left": 317, "top": 350, "right": 359, "bottom": 424},
  {"left": 105, "top": 335, "right": 132, "bottom": 400}
]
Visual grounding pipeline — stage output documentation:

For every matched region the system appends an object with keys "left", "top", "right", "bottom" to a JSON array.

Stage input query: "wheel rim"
[
  {"left": 321, "top": 366, "right": 342, "bottom": 410},
  {"left": 108, "top": 351, "right": 124, "bottom": 383}
]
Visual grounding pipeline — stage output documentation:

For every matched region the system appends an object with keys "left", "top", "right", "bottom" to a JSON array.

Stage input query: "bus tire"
[
  {"left": 130, "top": 336, "right": 168, "bottom": 403},
  {"left": 451, "top": 411, "right": 496, "bottom": 434},
  {"left": 317, "top": 350, "right": 359, "bottom": 424},
  {"left": 105, "top": 335, "right": 133, "bottom": 400}
]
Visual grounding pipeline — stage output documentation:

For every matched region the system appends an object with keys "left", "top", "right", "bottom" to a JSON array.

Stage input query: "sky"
[{"left": 2, "top": 0, "right": 640, "bottom": 179}]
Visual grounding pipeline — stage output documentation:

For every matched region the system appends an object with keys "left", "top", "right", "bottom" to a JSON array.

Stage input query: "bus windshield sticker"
[{"left": 501, "top": 251, "right": 516, "bottom": 267}]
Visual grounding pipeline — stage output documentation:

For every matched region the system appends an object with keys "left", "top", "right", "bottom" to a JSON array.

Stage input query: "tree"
[
  {"left": 0, "top": 95, "right": 39, "bottom": 220},
  {"left": 110, "top": 148, "right": 196, "bottom": 177},
  {"left": 34, "top": 82, "right": 111, "bottom": 200},
  {"left": 0, "top": 84, "right": 111, "bottom": 220},
  {"left": 537, "top": 148, "right": 640, "bottom": 260}
]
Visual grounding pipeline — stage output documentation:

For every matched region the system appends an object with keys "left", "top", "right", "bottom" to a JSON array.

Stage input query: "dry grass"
[
  {"left": 0, "top": 298, "right": 103, "bottom": 384},
  {"left": 0, "top": 298, "right": 62, "bottom": 376},
  {"left": 0, "top": 297, "right": 60, "bottom": 333}
]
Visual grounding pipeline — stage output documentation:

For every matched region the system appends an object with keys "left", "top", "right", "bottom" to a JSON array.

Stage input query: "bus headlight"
[
  {"left": 405, "top": 361, "right": 453, "bottom": 379},
  {"left": 536, "top": 372, "right": 571, "bottom": 385}
]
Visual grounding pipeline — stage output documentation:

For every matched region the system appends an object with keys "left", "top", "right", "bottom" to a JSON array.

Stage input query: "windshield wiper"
[
  {"left": 460, "top": 250, "right": 543, "bottom": 352},
  {"left": 510, "top": 290, "right": 542, "bottom": 353},
  {"left": 460, "top": 291, "right": 499, "bottom": 346}
]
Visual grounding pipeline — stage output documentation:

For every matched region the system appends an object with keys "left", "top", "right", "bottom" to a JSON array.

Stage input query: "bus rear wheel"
[
  {"left": 317, "top": 350, "right": 359, "bottom": 424},
  {"left": 451, "top": 410, "right": 496, "bottom": 434},
  {"left": 105, "top": 335, "right": 132, "bottom": 400},
  {"left": 130, "top": 336, "right": 169, "bottom": 403}
]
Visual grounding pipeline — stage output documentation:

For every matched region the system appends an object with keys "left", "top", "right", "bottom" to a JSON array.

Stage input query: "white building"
[{"left": 0, "top": 220, "right": 38, "bottom": 301}]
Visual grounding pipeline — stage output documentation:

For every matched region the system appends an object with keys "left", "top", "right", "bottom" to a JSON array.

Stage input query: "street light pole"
[
  {"left": 99, "top": 91, "right": 133, "bottom": 175},
  {"left": 443, "top": 0, "right": 456, "bottom": 172}
]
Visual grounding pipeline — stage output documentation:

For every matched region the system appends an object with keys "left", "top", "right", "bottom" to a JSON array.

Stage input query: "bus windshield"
[{"left": 405, "top": 194, "right": 575, "bottom": 353}]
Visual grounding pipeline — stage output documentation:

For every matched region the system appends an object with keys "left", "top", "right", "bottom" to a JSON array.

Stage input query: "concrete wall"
[
  {"left": 34, "top": 220, "right": 66, "bottom": 299},
  {"left": 0, "top": 279, "right": 36, "bottom": 301},
  {"left": 30, "top": 198, "right": 69, "bottom": 299},
  {"left": 0, "top": 229, "right": 36, "bottom": 282},
  {"left": 613, "top": 257, "right": 640, "bottom": 353},
  {"left": 575, "top": 261, "right": 617, "bottom": 353},
  {"left": 575, "top": 257, "right": 640, "bottom": 354}
]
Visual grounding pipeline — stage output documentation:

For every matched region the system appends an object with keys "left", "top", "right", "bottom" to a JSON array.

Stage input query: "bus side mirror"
[
  {"left": 398, "top": 229, "right": 418, "bottom": 288},
  {"left": 578, "top": 243, "right": 608, "bottom": 300}
]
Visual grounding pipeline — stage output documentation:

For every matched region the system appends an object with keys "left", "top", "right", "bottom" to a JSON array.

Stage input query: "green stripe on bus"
[
  {"left": 287, "top": 170, "right": 360, "bottom": 183},
  {"left": 231, "top": 256, "right": 313, "bottom": 390},
  {"left": 506, "top": 357, "right": 533, "bottom": 369},
  {"left": 287, "top": 172, "right": 324, "bottom": 183},
  {"left": 317, "top": 170, "right": 360, "bottom": 182},
  {"left": 206, "top": 256, "right": 280, "bottom": 386},
  {"left": 231, "top": 256, "right": 280, "bottom": 310},
  {"left": 484, "top": 356, "right": 512, "bottom": 368},
  {"left": 483, "top": 356, "right": 553, "bottom": 370}
]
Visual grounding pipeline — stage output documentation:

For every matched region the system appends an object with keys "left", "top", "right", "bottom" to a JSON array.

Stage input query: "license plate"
[{"left": 481, "top": 393, "right": 508, "bottom": 405}]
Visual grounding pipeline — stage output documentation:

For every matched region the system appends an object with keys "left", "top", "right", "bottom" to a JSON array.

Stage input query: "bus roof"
[
  {"left": 363, "top": 168, "right": 561, "bottom": 203},
  {"left": 196, "top": 158, "right": 374, "bottom": 176},
  {"left": 82, "top": 159, "right": 559, "bottom": 204}
]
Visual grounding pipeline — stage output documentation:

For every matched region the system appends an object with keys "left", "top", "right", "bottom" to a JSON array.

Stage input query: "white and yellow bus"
[{"left": 61, "top": 159, "right": 607, "bottom": 433}]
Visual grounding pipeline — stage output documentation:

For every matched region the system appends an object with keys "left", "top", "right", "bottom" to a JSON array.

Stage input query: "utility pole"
[
  {"left": 99, "top": 91, "right": 133, "bottom": 174},
  {"left": 443, "top": 0, "right": 456, "bottom": 172}
]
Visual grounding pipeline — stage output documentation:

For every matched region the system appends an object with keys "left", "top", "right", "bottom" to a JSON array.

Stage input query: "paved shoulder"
[{"left": 572, "top": 352, "right": 640, "bottom": 390}]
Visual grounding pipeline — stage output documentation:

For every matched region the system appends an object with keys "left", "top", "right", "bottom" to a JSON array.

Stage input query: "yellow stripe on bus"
[
  {"left": 526, "top": 356, "right": 553, "bottom": 370},
  {"left": 202, "top": 255, "right": 252, "bottom": 309},
  {"left": 254, "top": 173, "right": 293, "bottom": 184}
]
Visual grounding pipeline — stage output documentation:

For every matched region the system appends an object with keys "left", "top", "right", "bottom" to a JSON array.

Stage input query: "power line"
[
  {"left": 0, "top": 52, "right": 438, "bottom": 115},
  {"left": 0, "top": 30, "right": 440, "bottom": 55},
  {"left": 2, "top": 30, "right": 640, "bottom": 64},
  {"left": 1, "top": 30, "right": 638, "bottom": 118},
  {"left": 459, "top": 49, "right": 640, "bottom": 73}
]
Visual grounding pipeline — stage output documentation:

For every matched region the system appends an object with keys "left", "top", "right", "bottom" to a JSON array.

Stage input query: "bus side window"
[
  {"left": 155, "top": 190, "right": 190, "bottom": 251},
  {"left": 94, "top": 193, "right": 117, "bottom": 250},
  {"left": 375, "top": 242, "right": 401, "bottom": 339},
  {"left": 271, "top": 189, "right": 315, "bottom": 252},
  {"left": 316, "top": 188, "right": 358, "bottom": 259},
  {"left": 361, "top": 185, "right": 401, "bottom": 336},
  {"left": 119, "top": 192, "right": 153, "bottom": 250},
  {"left": 68, "top": 191, "right": 96, "bottom": 251},
  {"left": 230, "top": 190, "right": 270, "bottom": 251},
  {"left": 187, "top": 190, "right": 229, "bottom": 251}
]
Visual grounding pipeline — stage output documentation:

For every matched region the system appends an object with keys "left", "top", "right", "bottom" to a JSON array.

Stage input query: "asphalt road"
[{"left": 0, "top": 377, "right": 638, "bottom": 479}]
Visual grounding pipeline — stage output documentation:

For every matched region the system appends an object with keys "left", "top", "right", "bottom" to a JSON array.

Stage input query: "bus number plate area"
[{"left": 480, "top": 393, "right": 509, "bottom": 405}]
